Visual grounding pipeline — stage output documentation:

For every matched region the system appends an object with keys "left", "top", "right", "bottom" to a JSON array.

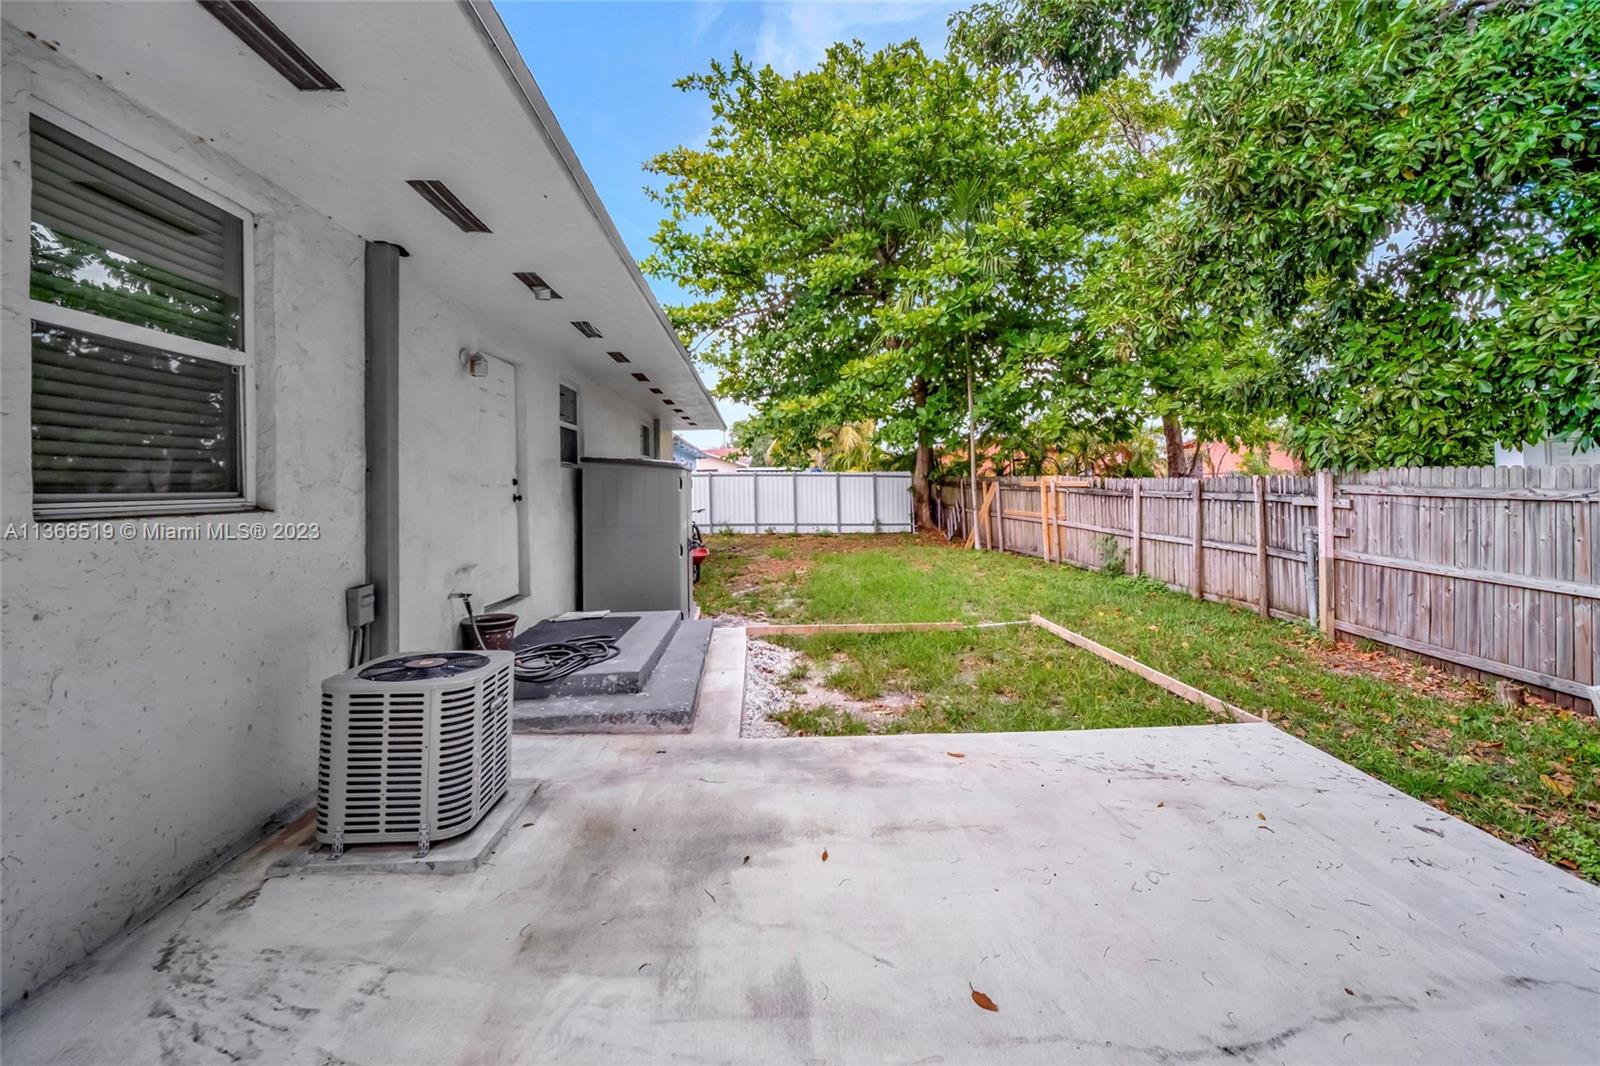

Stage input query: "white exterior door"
[{"left": 476, "top": 355, "right": 519, "bottom": 604}]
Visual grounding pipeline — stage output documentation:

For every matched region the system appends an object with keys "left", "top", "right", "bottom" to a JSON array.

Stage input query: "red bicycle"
[{"left": 689, "top": 509, "right": 709, "bottom": 583}]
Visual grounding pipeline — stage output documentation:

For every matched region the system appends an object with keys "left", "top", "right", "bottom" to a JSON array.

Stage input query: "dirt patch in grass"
[
  {"left": 748, "top": 626, "right": 1223, "bottom": 737},
  {"left": 1299, "top": 633, "right": 1490, "bottom": 706}
]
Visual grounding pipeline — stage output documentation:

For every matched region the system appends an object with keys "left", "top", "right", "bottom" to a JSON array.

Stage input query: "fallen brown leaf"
[
  {"left": 947, "top": 752, "right": 966, "bottom": 759},
  {"left": 821, "top": 849, "right": 829, "bottom": 862},
  {"left": 970, "top": 985, "right": 999, "bottom": 1012},
  {"left": 1540, "top": 774, "right": 1574, "bottom": 799},
  {"left": 1156, "top": 801, "right": 1165, "bottom": 809},
  {"left": 1257, "top": 812, "right": 1266, "bottom": 821}
]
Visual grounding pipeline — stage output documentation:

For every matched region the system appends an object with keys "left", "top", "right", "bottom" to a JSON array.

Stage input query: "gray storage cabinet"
[{"left": 579, "top": 457, "right": 691, "bottom": 616}]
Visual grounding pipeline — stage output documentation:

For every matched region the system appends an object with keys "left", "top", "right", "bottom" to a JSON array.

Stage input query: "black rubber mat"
[{"left": 514, "top": 614, "right": 639, "bottom": 649}]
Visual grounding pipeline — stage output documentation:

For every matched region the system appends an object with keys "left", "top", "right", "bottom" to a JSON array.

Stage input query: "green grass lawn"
[
  {"left": 699, "top": 533, "right": 1600, "bottom": 881},
  {"left": 771, "top": 626, "right": 1224, "bottom": 736}
]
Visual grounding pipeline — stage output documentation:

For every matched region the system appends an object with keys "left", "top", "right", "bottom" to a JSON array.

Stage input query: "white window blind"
[
  {"left": 30, "top": 116, "right": 243, "bottom": 349},
  {"left": 31, "top": 325, "right": 241, "bottom": 497},
  {"left": 28, "top": 114, "right": 250, "bottom": 514}
]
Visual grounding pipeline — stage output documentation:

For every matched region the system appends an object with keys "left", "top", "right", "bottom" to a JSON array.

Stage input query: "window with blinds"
[
  {"left": 29, "top": 116, "right": 244, "bottom": 349},
  {"left": 31, "top": 325, "right": 241, "bottom": 497},
  {"left": 27, "top": 115, "right": 250, "bottom": 514}
]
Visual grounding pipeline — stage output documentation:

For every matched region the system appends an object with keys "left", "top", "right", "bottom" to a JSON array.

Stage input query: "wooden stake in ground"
[
  {"left": 966, "top": 482, "right": 996, "bottom": 550},
  {"left": 1030, "top": 614, "right": 1264, "bottom": 724}
]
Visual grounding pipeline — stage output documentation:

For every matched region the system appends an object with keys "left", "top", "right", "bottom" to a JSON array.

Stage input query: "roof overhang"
[{"left": 3, "top": 0, "right": 723, "bottom": 429}]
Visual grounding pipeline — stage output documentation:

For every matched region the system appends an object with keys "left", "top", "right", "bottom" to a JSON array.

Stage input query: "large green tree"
[
  {"left": 954, "top": 0, "right": 1600, "bottom": 467},
  {"left": 645, "top": 42, "right": 1066, "bottom": 525},
  {"left": 647, "top": 42, "right": 1195, "bottom": 521}
]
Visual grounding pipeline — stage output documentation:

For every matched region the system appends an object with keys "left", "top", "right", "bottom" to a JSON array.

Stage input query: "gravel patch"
[{"left": 741, "top": 637, "right": 800, "bottom": 738}]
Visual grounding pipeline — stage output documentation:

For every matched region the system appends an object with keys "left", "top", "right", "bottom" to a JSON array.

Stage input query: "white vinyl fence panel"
[{"left": 692, "top": 471, "right": 913, "bottom": 533}]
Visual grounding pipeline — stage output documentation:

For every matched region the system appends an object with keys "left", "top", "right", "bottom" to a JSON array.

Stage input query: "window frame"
[
  {"left": 557, "top": 383, "right": 580, "bottom": 467},
  {"left": 26, "top": 102, "right": 257, "bottom": 520}
]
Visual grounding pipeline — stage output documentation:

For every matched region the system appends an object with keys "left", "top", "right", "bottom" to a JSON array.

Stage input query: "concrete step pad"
[
  {"left": 513, "top": 611, "right": 679, "bottom": 701},
  {"left": 512, "top": 619, "right": 712, "bottom": 734}
]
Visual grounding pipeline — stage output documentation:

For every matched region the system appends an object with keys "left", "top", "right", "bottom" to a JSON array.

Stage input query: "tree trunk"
[
  {"left": 1162, "top": 413, "right": 1191, "bottom": 477},
  {"left": 911, "top": 376, "right": 936, "bottom": 530}
]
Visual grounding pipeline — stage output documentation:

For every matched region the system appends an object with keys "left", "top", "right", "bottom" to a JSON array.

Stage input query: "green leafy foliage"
[
  {"left": 950, "top": 0, "right": 1244, "bottom": 96},
  {"left": 645, "top": 43, "right": 1198, "bottom": 521},
  {"left": 1172, "top": 0, "right": 1600, "bottom": 466},
  {"left": 955, "top": 0, "right": 1600, "bottom": 468}
]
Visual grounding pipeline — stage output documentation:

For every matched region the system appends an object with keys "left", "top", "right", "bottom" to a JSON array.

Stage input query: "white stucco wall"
[
  {"left": 1, "top": 23, "right": 694, "bottom": 1006},
  {"left": 0, "top": 32, "right": 366, "bottom": 1006},
  {"left": 395, "top": 277, "right": 678, "bottom": 650}
]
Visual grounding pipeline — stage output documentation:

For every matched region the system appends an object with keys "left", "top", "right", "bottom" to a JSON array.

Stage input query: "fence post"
[
  {"left": 835, "top": 473, "right": 843, "bottom": 533},
  {"left": 959, "top": 478, "right": 967, "bottom": 542},
  {"left": 707, "top": 474, "right": 715, "bottom": 532},
  {"left": 1253, "top": 476, "right": 1270, "bottom": 618},
  {"left": 1302, "top": 527, "right": 1320, "bottom": 628},
  {"left": 995, "top": 481, "right": 1006, "bottom": 553},
  {"left": 792, "top": 473, "right": 800, "bottom": 533},
  {"left": 1316, "top": 469, "right": 1337, "bottom": 638},
  {"left": 752, "top": 473, "right": 760, "bottom": 534},
  {"left": 1130, "top": 482, "right": 1142, "bottom": 576},
  {"left": 871, "top": 473, "right": 880, "bottom": 532},
  {"left": 1039, "top": 479, "right": 1050, "bottom": 561},
  {"left": 1191, "top": 478, "right": 1205, "bottom": 599}
]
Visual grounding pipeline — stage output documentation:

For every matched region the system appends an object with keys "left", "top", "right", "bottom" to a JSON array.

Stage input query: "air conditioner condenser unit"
[{"left": 318, "top": 650, "right": 513, "bottom": 858}]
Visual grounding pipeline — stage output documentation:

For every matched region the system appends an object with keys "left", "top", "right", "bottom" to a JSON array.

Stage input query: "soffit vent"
[
  {"left": 649, "top": 388, "right": 663, "bottom": 394},
  {"left": 607, "top": 351, "right": 629, "bottom": 364},
  {"left": 570, "top": 321, "right": 602, "bottom": 339},
  {"left": 631, "top": 372, "right": 649, "bottom": 382},
  {"left": 198, "top": 1, "right": 342, "bottom": 91},
  {"left": 514, "top": 271, "right": 562, "bottom": 299},
  {"left": 661, "top": 398, "right": 675, "bottom": 406},
  {"left": 406, "top": 180, "right": 491, "bottom": 233}
]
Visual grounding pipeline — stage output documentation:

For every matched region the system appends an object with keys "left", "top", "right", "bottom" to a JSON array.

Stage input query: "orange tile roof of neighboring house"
[{"left": 1185, "top": 440, "right": 1301, "bottom": 475}]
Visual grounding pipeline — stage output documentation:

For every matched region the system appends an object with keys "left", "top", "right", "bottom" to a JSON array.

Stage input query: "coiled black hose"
[{"left": 513, "top": 636, "right": 621, "bottom": 684}]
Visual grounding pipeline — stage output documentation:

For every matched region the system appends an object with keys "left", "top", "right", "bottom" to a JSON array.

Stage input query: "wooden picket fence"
[{"left": 936, "top": 465, "right": 1600, "bottom": 712}]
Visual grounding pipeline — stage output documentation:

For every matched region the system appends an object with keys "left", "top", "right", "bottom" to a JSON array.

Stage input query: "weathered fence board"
[
  {"left": 938, "top": 465, "right": 1599, "bottom": 712},
  {"left": 693, "top": 471, "right": 913, "bottom": 533}
]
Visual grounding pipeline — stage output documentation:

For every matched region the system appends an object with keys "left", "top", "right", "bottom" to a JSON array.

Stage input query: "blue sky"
[{"left": 503, "top": 1, "right": 965, "bottom": 446}]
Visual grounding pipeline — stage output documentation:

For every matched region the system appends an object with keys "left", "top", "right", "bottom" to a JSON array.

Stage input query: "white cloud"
[{"left": 751, "top": 0, "right": 957, "bottom": 75}]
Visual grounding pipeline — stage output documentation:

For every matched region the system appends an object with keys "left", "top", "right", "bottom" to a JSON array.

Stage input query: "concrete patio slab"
[
  {"left": 693, "top": 625, "right": 747, "bottom": 738},
  {"left": 5, "top": 724, "right": 1597, "bottom": 1065}
]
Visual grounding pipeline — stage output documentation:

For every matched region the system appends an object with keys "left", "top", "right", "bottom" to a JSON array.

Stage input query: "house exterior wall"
[
  {"left": 1494, "top": 435, "right": 1598, "bottom": 467},
  {"left": 393, "top": 281, "right": 668, "bottom": 650},
  {"left": 0, "top": 31, "right": 366, "bottom": 1005},
  {"left": 0, "top": 24, "right": 693, "bottom": 1008}
]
